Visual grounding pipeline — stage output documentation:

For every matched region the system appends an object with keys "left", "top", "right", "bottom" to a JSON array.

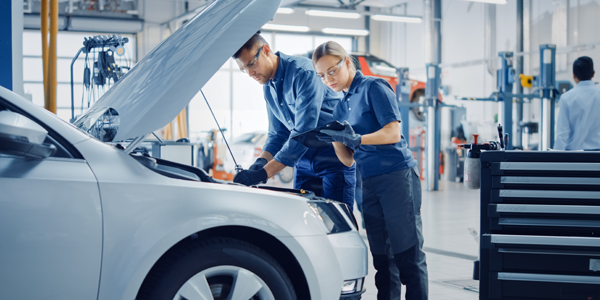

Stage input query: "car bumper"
[
  {"left": 281, "top": 230, "right": 368, "bottom": 300},
  {"left": 340, "top": 288, "right": 365, "bottom": 300}
]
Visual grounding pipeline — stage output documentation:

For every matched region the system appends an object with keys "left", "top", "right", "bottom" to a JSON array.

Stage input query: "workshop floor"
[{"left": 355, "top": 180, "right": 481, "bottom": 300}]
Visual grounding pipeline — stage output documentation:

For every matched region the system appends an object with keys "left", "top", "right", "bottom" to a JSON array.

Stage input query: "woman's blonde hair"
[{"left": 312, "top": 41, "right": 356, "bottom": 72}]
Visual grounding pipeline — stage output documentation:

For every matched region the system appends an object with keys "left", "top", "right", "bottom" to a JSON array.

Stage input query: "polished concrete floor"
[{"left": 355, "top": 180, "right": 481, "bottom": 300}]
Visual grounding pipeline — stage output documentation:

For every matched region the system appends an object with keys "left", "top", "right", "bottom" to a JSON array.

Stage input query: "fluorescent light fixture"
[
  {"left": 462, "top": 0, "right": 507, "bottom": 4},
  {"left": 262, "top": 24, "right": 310, "bottom": 32},
  {"left": 277, "top": 8, "right": 294, "bottom": 14},
  {"left": 322, "top": 28, "right": 369, "bottom": 36},
  {"left": 371, "top": 14, "right": 422, "bottom": 23},
  {"left": 306, "top": 10, "right": 361, "bottom": 19}
]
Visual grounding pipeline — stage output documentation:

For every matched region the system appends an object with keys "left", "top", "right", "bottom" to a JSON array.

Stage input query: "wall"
[{"left": 373, "top": 0, "right": 600, "bottom": 147}]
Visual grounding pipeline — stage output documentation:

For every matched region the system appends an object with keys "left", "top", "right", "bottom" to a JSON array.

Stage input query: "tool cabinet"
[{"left": 479, "top": 151, "right": 600, "bottom": 300}]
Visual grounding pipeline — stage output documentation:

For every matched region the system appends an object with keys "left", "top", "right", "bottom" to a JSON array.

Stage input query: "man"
[
  {"left": 555, "top": 56, "right": 600, "bottom": 151},
  {"left": 232, "top": 32, "right": 356, "bottom": 208}
]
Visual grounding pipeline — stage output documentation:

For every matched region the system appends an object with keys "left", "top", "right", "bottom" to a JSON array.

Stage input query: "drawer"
[
  {"left": 490, "top": 189, "right": 600, "bottom": 205},
  {"left": 491, "top": 162, "right": 600, "bottom": 176},
  {"left": 483, "top": 234, "right": 600, "bottom": 274},
  {"left": 488, "top": 204, "right": 600, "bottom": 235},
  {"left": 489, "top": 272, "right": 600, "bottom": 300},
  {"left": 483, "top": 235, "right": 600, "bottom": 299},
  {"left": 492, "top": 176, "right": 600, "bottom": 190}
]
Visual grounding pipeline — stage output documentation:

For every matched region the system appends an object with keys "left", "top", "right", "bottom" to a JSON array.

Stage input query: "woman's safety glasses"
[{"left": 318, "top": 58, "right": 345, "bottom": 81}]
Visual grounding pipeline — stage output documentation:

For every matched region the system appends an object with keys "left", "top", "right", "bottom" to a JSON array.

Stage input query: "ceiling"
[{"left": 281, "top": 0, "right": 413, "bottom": 9}]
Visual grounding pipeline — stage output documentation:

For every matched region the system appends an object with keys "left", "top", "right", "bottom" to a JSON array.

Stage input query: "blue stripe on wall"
[{"left": 0, "top": 0, "right": 13, "bottom": 90}]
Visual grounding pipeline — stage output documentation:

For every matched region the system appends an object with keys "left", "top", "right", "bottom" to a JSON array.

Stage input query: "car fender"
[{"left": 74, "top": 139, "right": 334, "bottom": 300}]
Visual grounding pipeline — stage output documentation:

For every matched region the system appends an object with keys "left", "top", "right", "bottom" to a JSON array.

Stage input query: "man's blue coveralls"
[{"left": 262, "top": 52, "right": 356, "bottom": 207}]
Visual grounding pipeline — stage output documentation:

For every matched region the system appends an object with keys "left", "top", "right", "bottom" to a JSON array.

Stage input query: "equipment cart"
[{"left": 479, "top": 151, "right": 600, "bottom": 300}]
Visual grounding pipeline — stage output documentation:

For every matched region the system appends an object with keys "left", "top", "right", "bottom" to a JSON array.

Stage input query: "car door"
[{"left": 0, "top": 111, "right": 102, "bottom": 299}]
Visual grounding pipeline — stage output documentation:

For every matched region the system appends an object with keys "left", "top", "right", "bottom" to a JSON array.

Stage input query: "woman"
[{"left": 313, "top": 41, "right": 428, "bottom": 300}]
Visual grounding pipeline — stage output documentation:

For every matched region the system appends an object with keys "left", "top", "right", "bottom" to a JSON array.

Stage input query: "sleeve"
[
  {"left": 273, "top": 70, "right": 323, "bottom": 166},
  {"left": 554, "top": 95, "right": 571, "bottom": 150},
  {"left": 262, "top": 105, "right": 291, "bottom": 156},
  {"left": 368, "top": 79, "right": 402, "bottom": 128}
]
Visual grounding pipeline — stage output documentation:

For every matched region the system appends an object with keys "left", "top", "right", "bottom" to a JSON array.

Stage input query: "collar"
[
  {"left": 344, "top": 71, "right": 364, "bottom": 98},
  {"left": 577, "top": 80, "right": 595, "bottom": 87},
  {"left": 270, "top": 51, "right": 286, "bottom": 85}
]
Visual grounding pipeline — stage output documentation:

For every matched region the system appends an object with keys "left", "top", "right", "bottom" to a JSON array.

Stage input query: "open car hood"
[{"left": 74, "top": 0, "right": 280, "bottom": 142}]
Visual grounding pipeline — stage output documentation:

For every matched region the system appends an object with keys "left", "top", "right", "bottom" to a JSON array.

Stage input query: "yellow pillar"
[
  {"left": 176, "top": 107, "right": 188, "bottom": 139},
  {"left": 46, "top": 0, "right": 58, "bottom": 114},
  {"left": 41, "top": 0, "right": 48, "bottom": 108},
  {"left": 163, "top": 122, "right": 173, "bottom": 140}
]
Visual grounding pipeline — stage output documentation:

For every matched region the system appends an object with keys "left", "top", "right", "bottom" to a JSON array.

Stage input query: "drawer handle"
[
  {"left": 498, "top": 218, "right": 600, "bottom": 228},
  {"left": 499, "top": 162, "right": 600, "bottom": 171},
  {"left": 495, "top": 204, "right": 600, "bottom": 215},
  {"left": 500, "top": 190, "right": 600, "bottom": 200},
  {"left": 498, "top": 272, "right": 600, "bottom": 284},
  {"left": 489, "top": 234, "right": 600, "bottom": 247}
]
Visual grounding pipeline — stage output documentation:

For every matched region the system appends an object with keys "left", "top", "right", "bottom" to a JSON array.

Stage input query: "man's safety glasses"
[
  {"left": 240, "top": 46, "right": 263, "bottom": 74},
  {"left": 318, "top": 58, "right": 345, "bottom": 81}
]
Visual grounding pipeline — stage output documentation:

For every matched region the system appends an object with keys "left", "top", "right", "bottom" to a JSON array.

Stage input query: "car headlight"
[
  {"left": 342, "top": 278, "right": 364, "bottom": 294},
  {"left": 307, "top": 200, "right": 352, "bottom": 234}
]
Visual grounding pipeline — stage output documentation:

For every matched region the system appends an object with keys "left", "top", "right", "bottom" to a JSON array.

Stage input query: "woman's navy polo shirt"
[{"left": 333, "top": 71, "right": 417, "bottom": 179}]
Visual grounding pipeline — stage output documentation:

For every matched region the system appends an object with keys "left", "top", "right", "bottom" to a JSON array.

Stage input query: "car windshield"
[
  {"left": 364, "top": 57, "right": 397, "bottom": 77},
  {"left": 74, "top": 107, "right": 120, "bottom": 142}
]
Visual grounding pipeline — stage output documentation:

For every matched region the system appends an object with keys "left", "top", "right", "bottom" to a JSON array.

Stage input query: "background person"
[
  {"left": 555, "top": 56, "right": 600, "bottom": 151},
  {"left": 232, "top": 32, "right": 356, "bottom": 208},
  {"left": 313, "top": 41, "right": 428, "bottom": 300}
]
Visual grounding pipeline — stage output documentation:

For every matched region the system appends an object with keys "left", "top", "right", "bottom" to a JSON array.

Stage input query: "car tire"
[
  {"left": 137, "top": 237, "right": 297, "bottom": 300},
  {"left": 277, "top": 167, "right": 294, "bottom": 184},
  {"left": 411, "top": 89, "right": 426, "bottom": 122}
]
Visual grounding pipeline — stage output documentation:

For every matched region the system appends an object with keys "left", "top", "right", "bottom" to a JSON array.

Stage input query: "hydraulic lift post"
[
  {"left": 397, "top": 67, "right": 411, "bottom": 140},
  {"left": 497, "top": 51, "right": 515, "bottom": 150},
  {"left": 425, "top": 63, "right": 441, "bottom": 191},
  {"left": 460, "top": 45, "right": 565, "bottom": 151},
  {"left": 539, "top": 44, "right": 557, "bottom": 150}
]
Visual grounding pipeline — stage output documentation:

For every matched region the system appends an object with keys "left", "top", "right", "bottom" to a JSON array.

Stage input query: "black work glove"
[
  {"left": 248, "top": 157, "right": 268, "bottom": 170},
  {"left": 233, "top": 169, "right": 268, "bottom": 186},
  {"left": 316, "top": 121, "right": 362, "bottom": 151}
]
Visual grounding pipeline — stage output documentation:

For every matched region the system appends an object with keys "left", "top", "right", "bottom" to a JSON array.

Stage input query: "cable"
[{"left": 199, "top": 89, "right": 241, "bottom": 173}]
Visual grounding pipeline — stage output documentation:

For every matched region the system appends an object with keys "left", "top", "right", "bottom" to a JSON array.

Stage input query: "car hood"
[{"left": 74, "top": 0, "right": 280, "bottom": 142}]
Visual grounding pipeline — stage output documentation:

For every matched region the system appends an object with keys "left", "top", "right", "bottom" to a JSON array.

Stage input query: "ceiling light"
[
  {"left": 322, "top": 28, "right": 369, "bottom": 36},
  {"left": 277, "top": 8, "right": 294, "bottom": 14},
  {"left": 261, "top": 24, "right": 310, "bottom": 32},
  {"left": 462, "top": 0, "right": 507, "bottom": 4},
  {"left": 306, "top": 10, "right": 361, "bottom": 19},
  {"left": 371, "top": 14, "right": 422, "bottom": 23}
]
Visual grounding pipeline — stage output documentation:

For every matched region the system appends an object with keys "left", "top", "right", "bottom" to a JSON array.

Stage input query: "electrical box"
[{"left": 151, "top": 141, "right": 195, "bottom": 166}]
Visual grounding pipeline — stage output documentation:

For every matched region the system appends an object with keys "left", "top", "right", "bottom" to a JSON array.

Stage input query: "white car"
[{"left": 0, "top": 0, "right": 368, "bottom": 299}]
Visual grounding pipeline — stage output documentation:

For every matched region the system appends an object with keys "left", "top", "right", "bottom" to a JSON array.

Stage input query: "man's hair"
[
  {"left": 573, "top": 56, "right": 594, "bottom": 81},
  {"left": 233, "top": 31, "right": 268, "bottom": 59}
]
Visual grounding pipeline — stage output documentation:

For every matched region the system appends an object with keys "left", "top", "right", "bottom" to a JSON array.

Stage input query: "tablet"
[{"left": 291, "top": 121, "right": 345, "bottom": 148}]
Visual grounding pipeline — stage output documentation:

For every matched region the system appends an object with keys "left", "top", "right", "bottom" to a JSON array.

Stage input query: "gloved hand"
[
  {"left": 248, "top": 157, "right": 268, "bottom": 171},
  {"left": 233, "top": 168, "right": 268, "bottom": 186},
  {"left": 316, "top": 121, "right": 362, "bottom": 151}
]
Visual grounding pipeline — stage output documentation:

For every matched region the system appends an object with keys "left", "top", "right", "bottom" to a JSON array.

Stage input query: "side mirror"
[{"left": 0, "top": 111, "right": 56, "bottom": 158}]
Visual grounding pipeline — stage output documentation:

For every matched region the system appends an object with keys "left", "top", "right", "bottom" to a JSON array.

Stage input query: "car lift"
[
  {"left": 459, "top": 44, "right": 571, "bottom": 151},
  {"left": 397, "top": 65, "right": 449, "bottom": 191}
]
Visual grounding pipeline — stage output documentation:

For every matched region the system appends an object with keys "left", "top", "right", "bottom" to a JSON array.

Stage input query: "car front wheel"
[{"left": 137, "top": 237, "right": 297, "bottom": 300}]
